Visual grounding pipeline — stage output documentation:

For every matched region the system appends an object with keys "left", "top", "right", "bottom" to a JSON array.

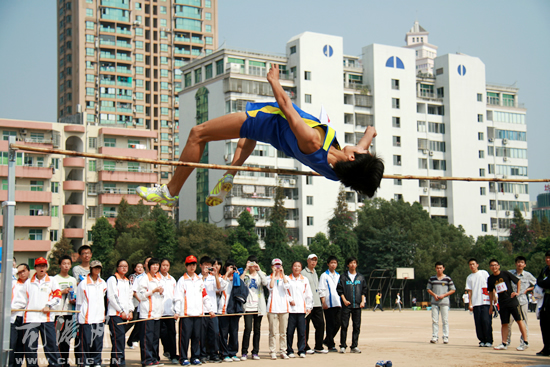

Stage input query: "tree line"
[{"left": 48, "top": 185, "right": 550, "bottom": 299}]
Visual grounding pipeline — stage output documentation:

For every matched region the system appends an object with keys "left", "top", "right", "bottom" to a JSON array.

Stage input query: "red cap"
[
  {"left": 34, "top": 257, "right": 48, "bottom": 266},
  {"left": 185, "top": 255, "right": 197, "bottom": 264}
]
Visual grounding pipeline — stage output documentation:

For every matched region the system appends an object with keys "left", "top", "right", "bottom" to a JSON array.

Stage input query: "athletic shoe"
[
  {"left": 231, "top": 357, "right": 240, "bottom": 362},
  {"left": 478, "top": 342, "right": 484, "bottom": 347},
  {"left": 211, "top": 356, "right": 222, "bottom": 363},
  {"left": 516, "top": 341, "right": 529, "bottom": 351},
  {"left": 299, "top": 353, "right": 306, "bottom": 358},
  {"left": 127, "top": 342, "right": 134, "bottom": 349},
  {"left": 270, "top": 353, "right": 277, "bottom": 360},
  {"left": 171, "top": 359, "right": 180, "bottom": 364},
  {"left": 154, "top": 363, "right": 164, "bottom": 366},
  {"left": 430, "top": 338, "right": 438, "bottom": 344},
  {"left": 305, "top": 350, "right": 315, "bottom": 355},
  {"left": 314, "top": 349, "right": 327, "bottom": 354},
  {"left": 137, "top": 185, "right": 178, "bottom": 206},
  {"left": 182, "top": 361, "right": 190, "bottom": 366},
  {"left": 223, "top": 357, "right": 232, "bottom": 363},
  {"left": 164, "top": 353, "right": 171, "bottom": 359},
  {"left": 251, "top": 355, "right": 260, "bottom": 360},
  {"left": 287, "top": 353, "right": 296, "bottom": 358},
  {"left": 443, "top": 337, "right": 449, "bottom": 344},
  {"left": 328, "top": 347, "right": 338, "bottom": 353},
  {"left": 280, "top": 353, "right": 289, "bottom": 360},
  {"left": 339, "top": 347, "right": 346, "bottom": 354},
  {"left": 133, "top": 341, "right": 139, "bottom": 348},
  {"left": 206, "top": 174, "right": 233, "bottom": 207},
  {"left": 192, "top": 360, "right": 202, "bottom": 366},
  {"left": 484, "top": 343, "right": 493, "bottom": 347},
  {"left": 240, "top": 355, "right": 247, "bottom": 361},
  {"left": 350, "top": 347, "right": 361, "bottom": 354},
  {"left": 536, "top": 350, "right": 550, "bottom": 356},
  {"left": 200, "top": 358, "right": 208, "bottom": 364},
  {"left": 494, "top": 343, "right": 508, "bottom": 350}
]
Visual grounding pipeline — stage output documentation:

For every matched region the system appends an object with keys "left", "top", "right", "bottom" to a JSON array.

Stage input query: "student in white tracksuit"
[
  {"left": 174, "top": 255, "right": 215, "bottom": 365},
  {"left": 267, "top": 258, "right": 292, "bottom": 360},
  {"left": 76, "top": 261, "right": 107, "bottom": 367},
  {"left": 159, "top": 258, "right": 178, "bottom": 363},
  {"left": 318, "top": 256, "right": 341, "bottom": 352},
  {"left": 106, "top": 259, "right": 134, "bottom": 367},
  {"left": 135, "top": 258, "right": 164, "bottom": 366},
  {"left": 287, "top": 261, "right": 313, "bottom": 358},
  {"left": 9, "top": 263, "right": 29, "bottom": 367}
]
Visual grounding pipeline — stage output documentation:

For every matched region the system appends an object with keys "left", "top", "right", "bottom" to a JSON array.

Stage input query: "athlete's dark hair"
[
  {"left": 59, "top": 255, "right": 73, "bottom": 265},
  {"left": 148, "top": 258, "right": 160, "bottom": 267},
  {"left": 326, "top": 256, "right": 338, "bottom": 265},
  {"left": 435, "top": 261, "right": 444, "bottom": 267},
  {"left": 18, "top": 263, "right": 30, "bottom": 271},
  {"left": 247, "top": 255, "right": 259, "bottom": 263},
  {"left": 78, "top": 245, "right": 92, "bottom": 255},
  {"left": 200, "top": 256, "right": 213, "bottom": 265},
  {"left": 333, "top": 153, "right": 384, "bottom": 198},
  {"left": 489, "top": 258, "right": 499, "bottom": 265},
  {"left": 515, "top": 256, "right": 527, "bottom": 263},
  {"left": 346, "top": 256, "right": 358, "bottom": 267},
  {"left": 468, "top": 258, "right": 478, "bottom": 264}
]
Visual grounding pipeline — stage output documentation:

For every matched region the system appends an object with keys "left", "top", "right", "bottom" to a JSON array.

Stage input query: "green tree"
[
  {"left": 540, "top": 215, "right": 550, "bottom": 238},
  {"left": 530, "top": 214, "right": 542, "bottom": 239},
  {"left": 226, "top": 210, "right": 262, "bottom": 259},
  {"left": 91, "top": 217, "right": 118, "bottom": 274},
  {"left": 154, "top": 208, "right": 177, "bottom": 261},
  {"left": 263, "top": 185, "right": 292, "bottom": 269},
  {"left": 47, "top": 235, "right": 73, "bottom": 276},
  {"left": 231, "top": 242, "right": 250, "bottom": 268},
  {"left": 509, "top": 208, "right": 536, "bottom": 253},
  {"left": 308, "top": 232, "right": 344, "bottom": 274},
  {"left": 328, "top": 186, "right": 358, "bottom": 259}
]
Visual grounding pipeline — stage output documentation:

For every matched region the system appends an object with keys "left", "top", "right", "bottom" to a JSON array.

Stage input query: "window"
[
  {"left": 304, "top": 71, "right": 311, "bottom": 80},
  {"left": 394, "top": 179, "right": 402, "bottom": 186},
  {"left": 418, "top": 158, "right": 427, "bottom": 169},
  {"left": 128, "top": 162, "right": 139, "bottom": 172},
  {"left": 479, "top": 150, "right": 485, "bottom": 159},
  {"left": 394, "top": 194, "right": 403, "bottom": 201},
  {"left": 305, "top": 94, "right": 312, "bottom": 103},
  {"left": 30, "top": 181, "right": 44, "bottom": 192},
  {"left": 30, "top": 205, "right": 44, "bottom": 216},
  {"left": 87, "top": 183, "right": 97, "bottom": 195},
  {"left": 160, "top": 6, "right": 166, "bottom": 14},
  {"left": 392, "top": 98, "right": 400, "bottom": 109},
  {"left": 86, "top": 8, "right": 93, "bottom": 17},
  {"left": 29, "top": 229, "right": 43, "bottom": 241},
  {"left": 436, "top": 68, "right": 443, "bottom": 75},
  {"left": 88, "top": 160, "right": 96, "bottom": 172},
  {"left": 477, "top": 93, "right": 483, "bottom": 102},
  {"left": 306, "top": 196, "right": 313, "bottom": 205},
  {"left": 86, "top": 48, "right": 95, "bottom": 56},
  {"left": 161, "top": 82, "right": 169, "bottom": 90},
  {"left": 160, "top": 44, "right": 168, "bottom": 52},
  {"left": 50, "top": 230, "right": 58, "bottom": 242},
  {"left": 290, "top": 46, "right": 296, "bottom": 54},
  {"left": 417, "top": 121, "right": 426, "bottom": 132},
  {"left": 480, "top": 187, "right": 486, "bottom": 195},
  {"left": 391, "top": 79, "right": 399, "bottom": 90},
  {"left": 103, "top": 160, "right": 115, "bottom": 171},
  {"left": 89, "top": 137, "right": 97, "bottom": 149},
  {"left": 161, "top": 107, "right": 169, "bottom": 115},
  {"left": 205, "top": 12, "right": 212, "bottom": 20},
  {"left": 430, "top": 159, "right": 446, "bottom": 170},
  {"left": 393, "top": 136, "right": 401, "bottom": 147},
  {"left": 194, "top": 68, "right": 202, "bottom": 83},
  {"left": 481, "top": 224, "right": 487, "bottom": 233},
  {"left": 478, "top": 114, "right": 483, "bottom": 122},
  {"left": 86, "top": 21, "right": 94, "bottom": 29},
  {"left": 136, "top": 66, "right": 144, "bottom": 75},
  {"left": 88, "top": 206, "right": 97, "bottom": 218},
  {"left": 393, "top": 155, "right": 402, "bottom": 166},
  {"left": 307, "top": 217, "right": 314, "bottom": 226},
  {"left": 205, "top": 25, "right": 212, "bottom": 32},
  {"left": 104, "top": 137, "right": 116, "bottom": 147},
  {"left": 205, "top": 64, "right": 213, "bottom": 79},
  {"left": 437, "top": 87, "right": 444, "bottom": 98},
  {"left": 135, "top": 41, "right": 143, "bottom": 49},
  {"left": 306, "top": 176, "right": 313, "bottom": 185},
  {"left": 216, "top": 60, "right": 224, "bottom": 75},
  {"left": 3, "top": 131, "right": 16, "bottom": 141},
  {"left": 479, "top": 169, "right": 486, "bottom": 177},
  {"left": 481, "top": 205, "right": 487, "bottom": 214},
  {"left": 478, "top": 132, "right": 484, "bottom": 141},
  {"left": 392, "top": 117, "right": 400, "bottom": 128},
  {"left": 135, "top": 2, "right": 141, "bottom": 9}
]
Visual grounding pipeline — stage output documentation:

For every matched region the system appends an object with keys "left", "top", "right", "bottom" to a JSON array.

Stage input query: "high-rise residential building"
[
  {"left": 532, "top": 191, "right": 550, "bottom": 221},
  {"left": 57, "top": 0, "right": 218, "bottom": 190},
  {"left": 177, "top": 24, "right": 529, "bottom": 243},
  {"left": 0, "top": 117, "right": 157, "bottom": 267}
]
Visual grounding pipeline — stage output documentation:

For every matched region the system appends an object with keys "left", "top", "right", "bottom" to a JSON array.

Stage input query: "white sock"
[{"left": 163, "top": 185, "right": 174, "bottom": 199}]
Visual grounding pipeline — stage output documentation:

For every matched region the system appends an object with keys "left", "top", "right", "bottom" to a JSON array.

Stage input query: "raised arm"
[{"left": 266, "top": 64, "right": 320, "bottom": 154}]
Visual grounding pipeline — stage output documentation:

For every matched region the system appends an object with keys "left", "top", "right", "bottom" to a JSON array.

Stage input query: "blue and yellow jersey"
[{"left": 240, "top": 102, "right": 340, "bottom": 181}]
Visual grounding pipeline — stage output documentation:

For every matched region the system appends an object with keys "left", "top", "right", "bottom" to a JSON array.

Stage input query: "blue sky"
[{"left": 0, "top": 0, "right": 548, "bottom": 199}]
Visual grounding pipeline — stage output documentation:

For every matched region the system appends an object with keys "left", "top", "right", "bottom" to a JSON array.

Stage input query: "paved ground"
[{"left": 32, "top": 309, "right": 550, "bottom": 367}]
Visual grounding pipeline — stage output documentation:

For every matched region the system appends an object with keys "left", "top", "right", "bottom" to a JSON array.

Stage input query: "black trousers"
[
  {"left": 55, "top": 315, "right": 76, "bottom": 367},
  {"left": 305, "top": 307, "right": 324, "bottom": 351},
  {"left": 126, "top": 310, "right": 140, "bottom": 345},
  {"left": 540, "top": 303, "right": 550, "bottom": 353},
  {"left": 287, "top": 313, "right": 306, "bottom": 355},
  {"left": 200, "top": 316, "right": 219, "bottom": 359},
  {"left": 219, "top": 315, "right": 240, "bottom": 358},
  {"left": 323, "top": 307, "right": 341, "bottom": 349},
  {"left": 9, "top": 316, "right": 25, "bottom": 367},
  {"left": 340, "top": 306, "right": 361, "bottom": 349},
  {"left": 161, "top": 318, "right": 178, "bottom": 360},
  {"left": 180, "top": 317, "right": 201, "bottom": 361},
  {"left": 242, "top": 313, "right": 262, "bottom": 355},
  {"left": 108, "top": 316, "right": 126, "bottom": 367},
  {"left": 473, "top": 305, "right": 493, "bottom": 344},
  {"left": 79, "top": 323, "right": 104, "bottom": 367},
  {"left": 139, "top": 320, "right": 160, "bottom": 365},
  {"left": 23, "top": 322, "right": 61, "bottom": 367}
]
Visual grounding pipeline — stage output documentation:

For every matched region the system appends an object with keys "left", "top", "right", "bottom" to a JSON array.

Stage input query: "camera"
[
  {"left": 275, "top": 265, "right": 281, "bottom": 269},
  {"left": 207, "top": 267, "right": 214, "bottom": 272}
]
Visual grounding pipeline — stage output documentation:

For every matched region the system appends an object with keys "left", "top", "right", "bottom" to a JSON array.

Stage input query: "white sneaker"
[
  {"left": 314, "top": 349, "right": 328, "bottom": 354},
  {"left": 430, "top": 338, "right": 438, "bottom": 344},
  {"left": 252, "top": 355, "right": 260, "bottom": 360},
  {"left": 280, "top": 353, "right": 289, "bottom": 360},
  {"left": 484, "top": 343, "right": 493, "bottom": 348},
  {"left": 133, "top": 341, "right": 139, "bottom": 348},
  {"left": 270, "top": 354, "right": 277, "bottom": 360},
  {"left": 339, "top": 347, "right": 346, "bottom": 354},
  {"left": 350, "top": 347, "right": 361, "bottom": 354},
  {"left": 443, "top": 337, "right": 449, "bottom": 344},
  {"left": 299, "top": 353, "right": 306, "bottom": 358},
  {"left": 494, "top": 343, "right": 508, "bottom": 350},
  {"left": 287, "top": 354, "right": 296, "bottom": 358},
  {"left": 240, "top": 355, "right": 247, "bottom": 361},
  {"left": 517, "top": 341, "right": 529, "bottom": 351},
  {"left": 231, "top": 357, "right": 240, "bottom": 362},
  {"left": 305, "top": 350, "right": 315, "bottom": 355}
]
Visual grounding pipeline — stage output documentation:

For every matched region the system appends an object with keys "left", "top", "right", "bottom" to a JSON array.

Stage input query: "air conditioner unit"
[
  {"left": 515, "top": 193, "right": 519, "bottom": 198},
  {"left": 289, "top": 179, "right": 296, "bottom": 185},
  {"left": 423, "top": 149, "right": 428, "bottom": 154},
  {"left": 502, "top": 138, "right": 508, "bottom": 145},
  {"left": 169, "top": 137, "right": 173, "bottom": 141},
  {"left": 429, "top": 151, "right": 434, "bottom": 156},
  {"left": 154, "top": 138, "right": 158, "bottom": 143},
  {"left": 423, "top": 187, "right": 428, "bottom": 192},
  {"left": 133, "top": 95, "right": 136, "bottom": 100},
  {"left": 503, "top": 157, "right": 508, "bottom": 162},
  {"left": 441, "top": 184, "right": 446, "bottom": 189},
  {"left": 488, "top": 138, "right": 494, "bottom": 142},
  {"left": 133, "top": 21, "right": 141, "bottom": 26},
  {"left": 505, "top": 210, "right": 510, "bottom": 216},
  {"left": 133, "top": 108, "right": 136, "bottom": 113},
  {"left": 20, "top": 129, "right": 27, "bottom": 135},
  {"left": 168, "top": 85, "right": 172, "bottom": 90}
]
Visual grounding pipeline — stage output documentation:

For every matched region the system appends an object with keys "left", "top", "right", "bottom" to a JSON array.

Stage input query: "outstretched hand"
[{"left": 267, "top": 64, "right": 280, "bottom": 84}]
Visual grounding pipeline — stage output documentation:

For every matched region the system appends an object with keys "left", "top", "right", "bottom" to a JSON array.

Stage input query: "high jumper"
[{"left": 137, "top": 64, "right": 384, "bottom": 207}]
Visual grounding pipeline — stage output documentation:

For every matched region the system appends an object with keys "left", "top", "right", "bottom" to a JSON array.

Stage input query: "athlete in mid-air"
[{"left": 137, "top": 64, "right": 384, "bottom": 206}]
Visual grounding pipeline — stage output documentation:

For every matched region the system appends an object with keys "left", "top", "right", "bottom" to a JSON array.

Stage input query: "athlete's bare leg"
[
  {"left": 225, "top": 138, "right": 257, "bottom": 177},
  {"left": 166, "top": 112, "right": 247, "bottom": 197}
]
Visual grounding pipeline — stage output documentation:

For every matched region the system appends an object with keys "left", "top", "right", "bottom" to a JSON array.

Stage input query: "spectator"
[
  {"left": 267, "top": 258, "right": 291, "bottom": 360},
  {"left": 427, "top": 261, "right": 456, "bottom": 344},
  {"left": 287, "top": 261, "right": 313, "bottom": 358},
  {"left": 319, "top": 256, "right": 341, "bottom": 352}
]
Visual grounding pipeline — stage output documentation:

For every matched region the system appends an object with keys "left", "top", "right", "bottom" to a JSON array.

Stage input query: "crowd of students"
[{"left": 9, "top": 245, "right": 368, "bottom": 367}]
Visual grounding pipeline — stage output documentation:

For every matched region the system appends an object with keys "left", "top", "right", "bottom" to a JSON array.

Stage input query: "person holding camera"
[
  {"left": 199, "top": 256, "right": 225, "bottom": 363},
  {"left": 240, "top": 255, "right": 268, "bottom": 360},
  {"left": 267, "top": 258, "right": 292, "bottom": 360}
]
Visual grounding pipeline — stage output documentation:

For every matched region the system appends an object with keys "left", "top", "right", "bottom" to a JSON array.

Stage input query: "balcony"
[
  {"left": 63, "top": 181, "right": 85, "bottom": 191},
  {"left": 63, "top": 204, "right": 85, "bottom": 215},
  {"left": 64, "top": 228, "right": 85, "bottom": 238},
  {"left": 0, "top": 166, "right": 53, "bottom": 179},
  {"left": 98, "top": 169, "right": 157, "bottom": 183},
  {"left": 0, "top": 215, "right": 51, "bottom": 228},
  {"left": 63, "top": 157, "right": 85, "bottom": 168},
  {"left": 99, "top": 191, "right": 155, "bottom": 205},
  {"left": 64, "top": 125, "right": 85, "bottom": 133},
  {"left": 0, "top": 240, "right": 51, "bottom": 252},
  {"left": 98, "top": 146, "right": 157, "bottom": 160},
  {"left": 0, "top": 189, "right": 52, "bottom": 203}
]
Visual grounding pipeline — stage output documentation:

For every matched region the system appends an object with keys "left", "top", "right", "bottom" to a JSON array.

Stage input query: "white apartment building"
[{"left": 177, "top": 24, "right": 529, "bottom": 243}]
